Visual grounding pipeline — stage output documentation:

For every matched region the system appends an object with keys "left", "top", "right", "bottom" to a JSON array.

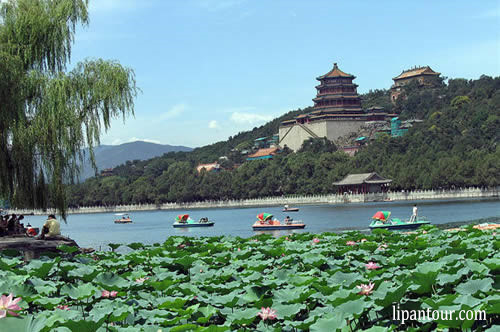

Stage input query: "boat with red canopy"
[
  {"left": 369, "top": 211, "right": 430, "bottom": 230},
  {"left": 252, "top": 213, "right": 306, "bottom": 230},
  {"left": 173, "top": 214, "right": 214, "bottom": 228}
]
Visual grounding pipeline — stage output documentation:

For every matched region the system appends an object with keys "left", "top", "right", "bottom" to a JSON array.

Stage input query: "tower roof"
[
  {"left": 317, "top": 63, "right": 355, "bottom": 80},
  {"left": 393, "top": 66, "right": 440, "bottom": 80}
]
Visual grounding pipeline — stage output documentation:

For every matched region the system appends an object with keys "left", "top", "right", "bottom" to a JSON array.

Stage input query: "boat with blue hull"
[{"left": 173, "top": 215, "right": 214, "bottom": 228}]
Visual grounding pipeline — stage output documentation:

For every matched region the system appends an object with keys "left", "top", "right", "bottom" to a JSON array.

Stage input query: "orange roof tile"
[
  {"left": 393, "top": 66, "right": 440, "bottom": 80},
  {"left": 318, "top": 63, "right": 354, "bottom": 79},
  {"left": 247, "top": 147, "right": 279, "bottom": 158}
]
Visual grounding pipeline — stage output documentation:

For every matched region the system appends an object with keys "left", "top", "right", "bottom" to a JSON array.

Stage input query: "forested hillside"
[{"left": 63, "top": 75, "right": 499, "bottom": 207}]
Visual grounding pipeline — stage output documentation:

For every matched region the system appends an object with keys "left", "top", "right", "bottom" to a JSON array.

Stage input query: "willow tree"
[{"left": 0, "top": 0, "right": 138, "bottom": 218}]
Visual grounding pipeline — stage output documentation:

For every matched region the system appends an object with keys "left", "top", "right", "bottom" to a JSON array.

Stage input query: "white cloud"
[
  {"left": 208, "top": 120, "right": 218, "bottom": 129},
  {"left": 160, "top": 103, "right": 187, "bottom": 120},
  {"left": 230, "top": 112, "right": 273, "bottom": 125}
]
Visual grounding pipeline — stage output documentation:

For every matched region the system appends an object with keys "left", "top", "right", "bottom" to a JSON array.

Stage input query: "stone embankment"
[{"left": 9, "top": 187, "right": 499, "bottom": 216}]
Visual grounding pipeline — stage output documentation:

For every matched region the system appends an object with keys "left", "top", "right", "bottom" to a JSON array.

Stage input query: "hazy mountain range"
[{"left": 78, "top": 141, "right": 192, "bottom": 180}]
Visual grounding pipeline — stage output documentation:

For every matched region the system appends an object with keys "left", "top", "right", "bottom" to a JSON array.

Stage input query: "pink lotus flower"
[
  {"left": 285, "top": 237, "right": 289, "bottom": 241},
  {"left": 56, "top": 305, "right": 69, "bottom": 310},
  {"left": 237, "top": 248, "right": 241, "bottom": 251},
  {"left": 135, "top": 277, "right": 149, "bottom": 283},
  {"left": 281, "top": 253, "right": 285, "bottom": 257},
  {"left": 0, "top": 293, "right": 22, "bottom": 318},
  {"left": 101, "top": 290, "right": 118, "bottom": 298},
  {"left": 257, "top": 307, "right": 277, "bottom": 320},
  {"left": 377, "top": 243, "right": 388, "bottom": 250},
  {"left": 312, "top": 238, "right": 320, "bottom": 244},
  {"left": 357, "top": 282, "right": 375, "bottom": 295},
  {"left": 346, "top": 241, "right": 357, "bottom": 246},
  {"left": 365, "top": 262, "right": 381, "bottom": 270}
]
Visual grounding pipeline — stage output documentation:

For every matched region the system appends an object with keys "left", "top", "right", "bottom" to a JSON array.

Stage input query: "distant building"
[
  {"left": 333, "top": 172, "right": 392, "bottom": 194},
  {"left": 246, "top": 147, "right": 279, "bottom": 161},
  {"left": 279, "top": 63, "right": 395, "bottom": 151},
  {"left": 100, "top": 168, "right": 114, "bottom": 177},
  {"left": 341, "top": 146, "right": 359, "bottom": 156},
  {"left": 254, "top": 135, "right": 279, "bottom": 149},
  {"left": 390, "top": 66, "right": 441, "bottom": 102},
  {"left": 374, "top": 117, "right": 423, "bottom": 137},
  {"left": 196, "top": 162, "right": 220, "bottom": 173}
]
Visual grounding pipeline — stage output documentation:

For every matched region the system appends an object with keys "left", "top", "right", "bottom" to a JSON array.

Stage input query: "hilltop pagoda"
[
  {"left": 279, "top": 63, "right": 393, "bottom": 151},
  {"left": 390, "top": 66, "right": 441, "bottom": 102},
  {"left": 311, "top": 63, "right": 363, "bottom": 115}
]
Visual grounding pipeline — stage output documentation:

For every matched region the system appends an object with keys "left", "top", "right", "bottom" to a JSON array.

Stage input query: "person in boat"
[
  {"left": 199, "top": 217, "right": 208, "bottom": 223},
  {"left": 410, "top": 205, "right": 418, "bottom": 223},
  {"left": 39, "top": 214, "right": 61, "bottom": 240}
]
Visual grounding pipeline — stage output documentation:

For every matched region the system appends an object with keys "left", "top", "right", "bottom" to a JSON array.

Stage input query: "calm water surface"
[{"left": 21, "top": 199, "right": 499, "bottom": 249}]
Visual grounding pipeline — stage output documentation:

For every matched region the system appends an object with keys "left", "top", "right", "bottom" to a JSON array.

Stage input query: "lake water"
[{"left": 20, "top": 199, "right": 499, "bottom": 249}]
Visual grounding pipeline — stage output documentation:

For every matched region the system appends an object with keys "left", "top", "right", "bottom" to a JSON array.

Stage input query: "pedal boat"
[
  {"left": 369, "top": 211, "right": 430, "bottom": 230},
  {"left": 114, "top": 213, "right": 132, "bottom": 224},
  {"left": 173, "top": 215, "right": 214, "bottom": 228},
  {"left": 253, "top": 213, "right": 305, "bottom": 230}
]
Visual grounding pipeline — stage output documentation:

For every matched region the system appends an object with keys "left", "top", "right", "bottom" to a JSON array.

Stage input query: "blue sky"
[{"left": 69, "top": 0, "right": 499, "bottom": 148}]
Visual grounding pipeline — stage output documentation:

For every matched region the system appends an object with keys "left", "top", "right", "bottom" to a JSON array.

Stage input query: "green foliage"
[
  {"left": 67, "top": 75, "right": 499, "bottom": 205},
  {"left": 0, "top": 0, "right": 138, "bottom": 218},
  {"left": 0, "top": 227, "right": 497, "bottom": 330},
  {"left": 298, "top": 137, "right": 337, "bottom": 154}
]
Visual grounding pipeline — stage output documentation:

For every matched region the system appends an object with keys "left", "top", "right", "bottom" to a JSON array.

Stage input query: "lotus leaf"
[
  {"left": 94, "top": 272, "right": 130, "bottom": 289},
  {"left": 309, "top": 314, "right": 347, "bottom": 331},
  {"left": 60, "top": 283, "right": 97, "bottom": 300},
  {"left": 455, "top": 277, "right": 494, "bottom": 295}
]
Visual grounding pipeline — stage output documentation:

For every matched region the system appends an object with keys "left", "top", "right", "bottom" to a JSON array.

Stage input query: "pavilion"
[{"left": 333, "top": 172, "right": 392, "bottom": 194}]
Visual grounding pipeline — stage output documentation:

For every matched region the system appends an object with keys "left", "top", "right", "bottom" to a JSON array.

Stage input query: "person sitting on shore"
[
  {"left": 39, "top": 214, "right": 60, "bottom": 240},
  {"left": 0, "top": 216, "right": 7, "bottom": 236},
  {"left": 6, "top": 214, "right": 17, "bottom": 234}
]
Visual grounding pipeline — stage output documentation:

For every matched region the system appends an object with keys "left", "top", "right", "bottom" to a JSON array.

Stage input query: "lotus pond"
[{"left": 0, "top": 225, "right": 498, "bottom": 331}]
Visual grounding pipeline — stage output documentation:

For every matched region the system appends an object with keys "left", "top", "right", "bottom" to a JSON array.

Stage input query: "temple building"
[
  {"left": 246, "top": 147, "right": 279, "bottom": 161},
  {"left": 390, "top": 66, "right": 441, "bottom": 102},
  {"left": 279, "top": 63, "right": 394, "bottom": 151},
  {"left": 333, "top": 172, "right": 392, "bottom": 194}
]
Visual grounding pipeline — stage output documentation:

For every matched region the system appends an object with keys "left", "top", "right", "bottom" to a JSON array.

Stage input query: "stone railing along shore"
[{"left": 8, "top": 187, "right": 499, "bottom": 216}]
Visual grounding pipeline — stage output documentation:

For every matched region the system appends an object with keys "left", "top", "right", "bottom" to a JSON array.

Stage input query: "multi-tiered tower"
[
  {"left": 312, "top": 63, "right": 363, "bottom": 115},
  {"left": 279, "top": 63, "right": 392, "bottom": 151}
]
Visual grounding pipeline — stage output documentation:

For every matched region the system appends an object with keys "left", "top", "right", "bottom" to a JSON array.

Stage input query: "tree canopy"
[
  {"left": 0, "top": 0, "right": 138, "bottom": 218},
  {"left": 65, "top": 75, "right": 499, "bottom": 207}
]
